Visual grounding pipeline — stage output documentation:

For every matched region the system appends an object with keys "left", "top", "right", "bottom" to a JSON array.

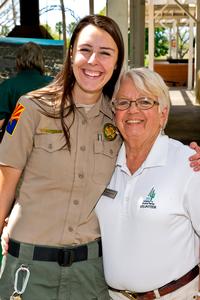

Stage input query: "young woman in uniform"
[{"left": 0, "top": 14, "right": 124, "bottom": 300}]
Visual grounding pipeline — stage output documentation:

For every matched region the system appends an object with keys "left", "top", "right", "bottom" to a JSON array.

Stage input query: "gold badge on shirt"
[{"left": 103, "top": 123, "right": 117, "bottom": 141}]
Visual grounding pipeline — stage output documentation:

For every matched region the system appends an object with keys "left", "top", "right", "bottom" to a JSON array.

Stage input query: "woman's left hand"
[
  {"left": 189, "top": 142, "right": 200, "bottom": 171},
  {"left": 1, "top": 219, "right": 9, "bottom": 255}
]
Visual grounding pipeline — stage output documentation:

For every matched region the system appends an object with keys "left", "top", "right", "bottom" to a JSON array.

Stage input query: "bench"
[{"left": 154, "top": 62, "right": 189, "bottom": 86}]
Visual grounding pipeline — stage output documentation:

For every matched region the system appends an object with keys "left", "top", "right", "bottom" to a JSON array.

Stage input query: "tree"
[
  {"left": 42, "top": 23, "right": 58, "bottom": 39},
  {"left": 99, "top": 6, "right": 106, "bottom": 15},
  {"left": 89, "top": 0, "right": 94, "bottom": 14},
  {"left": 55, "top": 21, "right": 62, "bottom": 40},
  {"left": 0, "top": 24, "right": 9, "bottom": 36},
  {"left": 177, "top": 27, "right": 189, "bottom": 59},
  {"left": 60, "top": 0, "right": 67, "bottom": 59},
  {"left": 67, "top": 21, "right": 77, "bottom": 38},
  {"left": 145, "top": 27, "right": 168, "bottom": 58}
]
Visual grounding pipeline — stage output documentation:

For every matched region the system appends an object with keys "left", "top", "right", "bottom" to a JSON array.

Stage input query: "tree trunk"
[
  {"left": 89, "top": 0, "right": 94, "bottom": 14},
  {"left": 60, "top": 0, "right": 67, "bottom": 61}
]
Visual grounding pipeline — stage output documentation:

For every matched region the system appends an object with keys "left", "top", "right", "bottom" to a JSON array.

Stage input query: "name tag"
[
  {"left": 102, "top": 188, "right": 117, "bottom": 199},
  {"left": 40, "top": 128, "right": 63, "bottom": 134}
]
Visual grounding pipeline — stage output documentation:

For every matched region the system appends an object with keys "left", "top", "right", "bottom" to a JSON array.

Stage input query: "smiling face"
[
  {"left": 71, "top": 24, "right": 119, "bottom": 104},
  {"left": 115, "top": 76, "right": 168, "bottom": 147}
]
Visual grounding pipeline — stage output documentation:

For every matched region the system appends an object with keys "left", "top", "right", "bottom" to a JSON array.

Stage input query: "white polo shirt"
[{"left": 95, "top": 134, "right": 200, "bottom": 292}]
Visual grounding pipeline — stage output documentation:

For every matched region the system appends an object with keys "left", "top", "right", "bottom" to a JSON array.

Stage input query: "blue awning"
[{"left": 0, "top": 37, "right": 64, "bottom": 46}]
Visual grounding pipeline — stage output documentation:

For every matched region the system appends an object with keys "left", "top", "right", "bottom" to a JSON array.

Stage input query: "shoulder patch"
[{"left": 6, "top": 103, "right": 25, "bottom": 135}]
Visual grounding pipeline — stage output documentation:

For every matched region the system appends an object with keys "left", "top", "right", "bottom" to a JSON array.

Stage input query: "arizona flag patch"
[{"left": 6, "top": 103, "right": 25, "bottom": 135}]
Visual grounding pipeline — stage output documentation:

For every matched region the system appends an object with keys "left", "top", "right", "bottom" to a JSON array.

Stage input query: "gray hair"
[{"left": 114, "top": 67, "right": 171, "bottom": 128}]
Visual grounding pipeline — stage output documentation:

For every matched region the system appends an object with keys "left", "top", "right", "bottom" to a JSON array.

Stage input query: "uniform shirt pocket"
[
  {"left": 27, "top": 133, "right": 68, "bottom": 180},
  {"left": 34, "top": 133, "right": 67, "bottom": 152},
  {"left": 92, "top": 138, "right": 121, "bottom": 185}
]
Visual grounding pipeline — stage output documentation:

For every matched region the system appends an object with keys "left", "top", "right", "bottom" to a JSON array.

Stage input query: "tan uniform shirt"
[{"left": 0, "top": 95, "right": 121, "bottom": 246}]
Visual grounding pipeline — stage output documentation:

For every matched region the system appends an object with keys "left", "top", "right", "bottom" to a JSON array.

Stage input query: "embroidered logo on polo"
[
  {"left": 140, "top": 187, "right": 156, "bottom": 209},
  {"left": 6, "top": 103, "right": 25, "bottom": 135}
]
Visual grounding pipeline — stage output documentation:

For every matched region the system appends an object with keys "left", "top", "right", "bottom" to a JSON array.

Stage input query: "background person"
[
  {"left": 96, "top": 67, "right": 200, "bottom": 300},
  {"left": 0, "top": 15, "right": 124, "bottom": 300},
  {"left": 0, "top": 42, "right": 53, "bottom": 141}
]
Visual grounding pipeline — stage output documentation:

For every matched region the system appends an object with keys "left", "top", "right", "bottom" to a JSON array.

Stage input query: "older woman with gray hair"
[{"left": 96, "top": 67, "right": 200, "bottom": 300}]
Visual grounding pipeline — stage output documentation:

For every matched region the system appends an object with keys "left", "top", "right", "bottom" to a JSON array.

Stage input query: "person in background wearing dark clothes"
[{"left": 0, "top": 42, "right": 53, "bottom": 141}]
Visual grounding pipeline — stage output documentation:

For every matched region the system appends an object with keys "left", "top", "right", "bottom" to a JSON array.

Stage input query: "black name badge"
[{"left": 102, "top": 188, "right": 117, "bottom": 199}]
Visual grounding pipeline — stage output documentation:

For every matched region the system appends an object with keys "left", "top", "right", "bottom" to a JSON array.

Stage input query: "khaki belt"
[{"left": 109, "top": 265, "right": 199, "bottom": 300}]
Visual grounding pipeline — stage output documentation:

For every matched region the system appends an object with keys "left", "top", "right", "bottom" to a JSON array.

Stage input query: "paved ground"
[{"left": 165, "top": 88, "right": 200, "bottom": 145}]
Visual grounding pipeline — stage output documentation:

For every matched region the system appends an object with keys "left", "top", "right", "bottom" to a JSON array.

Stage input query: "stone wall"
[{"left": 0, "top": 42, "right": 64, "bottom": 83}]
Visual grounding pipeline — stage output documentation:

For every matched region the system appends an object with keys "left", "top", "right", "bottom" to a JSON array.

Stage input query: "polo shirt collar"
[
  {"left": 142, "top": 133, "right": 168, "bottom": 168},
  {"left": 116, "top": 133, "right": 169, "bottom": 172}
]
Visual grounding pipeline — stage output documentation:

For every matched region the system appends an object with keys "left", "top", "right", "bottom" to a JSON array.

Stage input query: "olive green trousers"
[{"left": 0, "top": 240, "right": 110, "bottom": 300}]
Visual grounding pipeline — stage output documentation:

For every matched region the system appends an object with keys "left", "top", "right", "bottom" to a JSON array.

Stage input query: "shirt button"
[
  {"left": 80, "top": 145, "right": 86, "bottom": 151},
  {"left": 82, "top": 120, "right": 87, "bottom": 125},
  {"left": 73, "top": 200, "right": 79, "bottom": 205},
  {"left": 48, "top": 144, "right": 53, "bottom": 149},
  {"left": 78, "top": 173, "right": 84, "bottom": 179},
  {"left": 68, "top": 226, "right": 73, "bottom": 232}
]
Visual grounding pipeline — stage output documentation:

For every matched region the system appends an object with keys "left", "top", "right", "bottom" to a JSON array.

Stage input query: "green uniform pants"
[{"left": 0, "top": 240, "right": 110, "bottom": 300}]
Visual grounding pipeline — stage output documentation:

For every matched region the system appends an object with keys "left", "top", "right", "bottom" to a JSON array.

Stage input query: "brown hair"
[{"left": 16, "top": 42, "right": 45, "bottom": 74}]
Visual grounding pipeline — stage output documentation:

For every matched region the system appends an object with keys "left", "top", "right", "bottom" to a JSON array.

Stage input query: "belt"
[
  {"left": 8, "top": 238, "right": 102, "bottom": 267},
  {"left": 109, "top": 265, "right": 199, "bottom": 300}
]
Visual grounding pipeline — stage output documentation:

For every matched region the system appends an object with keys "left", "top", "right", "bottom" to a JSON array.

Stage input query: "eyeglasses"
[{"left": 112, "top": 97, "right": 159, "bottom": 111}]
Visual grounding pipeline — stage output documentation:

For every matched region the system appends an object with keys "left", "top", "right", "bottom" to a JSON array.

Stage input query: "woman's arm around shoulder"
[{"left": 189, "top": 142, "right": 200, "bottom": 171}]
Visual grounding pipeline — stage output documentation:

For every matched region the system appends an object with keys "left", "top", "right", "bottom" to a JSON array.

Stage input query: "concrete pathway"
[{"left": 165, "top": 88, "right": 200, "bottom": 144}]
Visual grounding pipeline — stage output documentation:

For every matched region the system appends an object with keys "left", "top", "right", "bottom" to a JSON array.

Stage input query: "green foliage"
[
  {"left": 55, "top": 21, "right": 63, "bottom": 40},
  {"left": 42, "top": 23, "right": 59, "bottom": 40},
  {"left": 177, "top": 27, "right": 189, "bottom": 59},
  {"left": 0, "top": 25, "right": 9, "bottom": 36},
  {"left": 67, "top": 21, "right": 77, "bottom": 38},
  {"left": 55, "top": 22, "right": 63, "bottom": 34},
  {"left": 42, "top": 23, "right": 52, "bottom": 34},
  {"left": 145, "top": 27, "right": 169, "bottom": 57},
  {"left": 99, "top": 6, "right": 106, "bottom": 15}
]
